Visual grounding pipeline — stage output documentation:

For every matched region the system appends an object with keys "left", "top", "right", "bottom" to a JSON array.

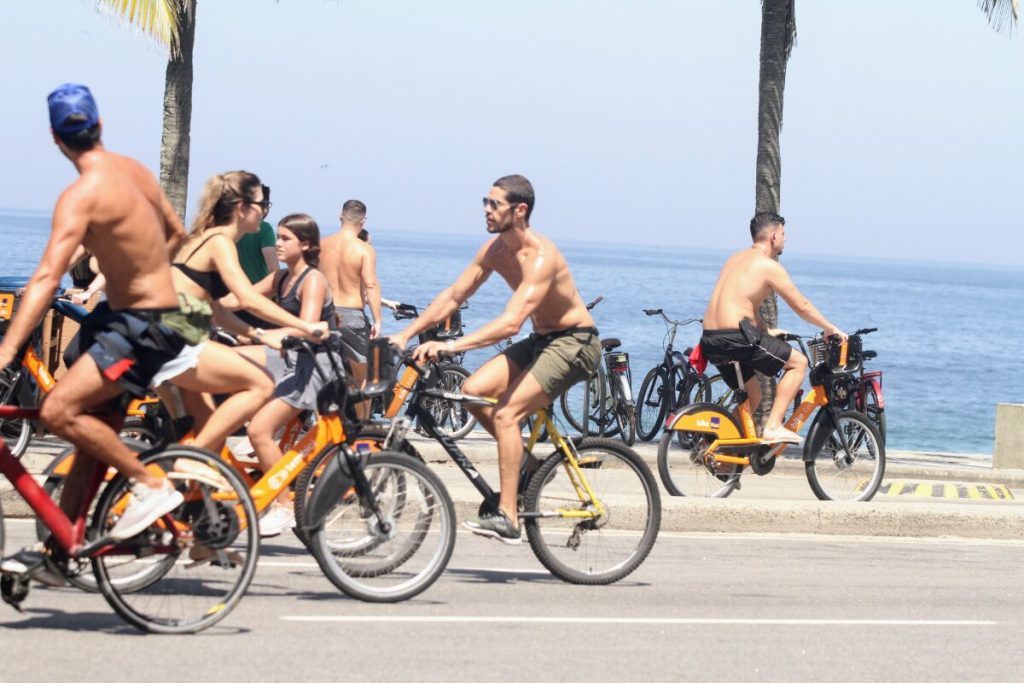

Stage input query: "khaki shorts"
[{"left": 504, "top": 327, "right": 602, "bottom": 400}]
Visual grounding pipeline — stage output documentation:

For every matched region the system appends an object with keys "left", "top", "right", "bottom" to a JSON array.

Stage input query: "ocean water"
[{"left": 3, "top": 209, "right": 1021, "bottom": 456}]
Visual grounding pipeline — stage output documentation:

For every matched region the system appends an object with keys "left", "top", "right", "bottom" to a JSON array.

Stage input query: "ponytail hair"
[
  {"left": 190, "top": 170, "right": 262, "bottom": 237},
  {"left": 278, "top": 213, "right": 321, "bottom": 267}
]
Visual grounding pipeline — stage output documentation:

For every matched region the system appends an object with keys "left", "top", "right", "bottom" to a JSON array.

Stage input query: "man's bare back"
[
  {"left": 69, "top": 150, "right": 181, "bottom": 310},
  {"left": 320, "top": 230, "right": 374, "bottom": 308},
  {"left": 702, "top": 248, "right": 775, "bottom": 330}
]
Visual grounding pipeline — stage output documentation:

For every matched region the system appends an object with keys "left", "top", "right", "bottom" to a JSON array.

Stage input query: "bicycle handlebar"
[
  {"left": 851, "top": 327, "right": 877, "bottom": 336},
  {"left": 643, "top": 308, "right": 662, "bottom": 316},
  {"left": 585, "top": 296, "right": 604, "bottom": 311}
]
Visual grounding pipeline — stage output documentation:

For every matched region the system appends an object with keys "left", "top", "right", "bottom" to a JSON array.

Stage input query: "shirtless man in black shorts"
[
  {"left": 0, "top": 84, "right": 190, "bottom": 581},
  {"left": 390, "top": 175, "right": 601, "bottom": 544},
  {"left": 700, "top": 212, "right": 845, "bottom": 444}
]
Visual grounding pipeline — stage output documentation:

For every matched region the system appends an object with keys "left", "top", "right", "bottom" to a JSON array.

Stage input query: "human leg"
[
  {"left": 248, "top": 398, "right": 302, "bottom": 507},
  {"left": 462, "top": 353, "right": 522, "bottom": 437},
  {"left": 168, "top": 342, "right": 274, "bottom": 451}
]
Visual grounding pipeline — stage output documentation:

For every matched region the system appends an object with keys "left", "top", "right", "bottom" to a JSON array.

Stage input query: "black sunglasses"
[{"left": 249, "top": 198, "right": 272, "bottom": 211}]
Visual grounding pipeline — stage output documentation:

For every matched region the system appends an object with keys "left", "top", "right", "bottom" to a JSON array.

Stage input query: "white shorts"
[{"left": 150, "top": 341, "right": 206, "bottom": 388}]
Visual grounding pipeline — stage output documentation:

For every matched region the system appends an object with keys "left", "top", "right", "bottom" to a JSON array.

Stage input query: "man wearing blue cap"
[{"left": 0, "top": 84, "right": 191, "bottom": 584}]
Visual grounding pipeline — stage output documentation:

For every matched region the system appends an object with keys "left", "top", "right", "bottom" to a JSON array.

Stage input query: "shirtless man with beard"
[{"left": 390, "top": 175, "right": 601, "bottom": 544}]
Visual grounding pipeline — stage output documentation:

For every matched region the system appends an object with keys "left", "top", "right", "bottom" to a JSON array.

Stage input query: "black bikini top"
[{"left": 174, "top": 234, "right": 231, "bottom": 300}]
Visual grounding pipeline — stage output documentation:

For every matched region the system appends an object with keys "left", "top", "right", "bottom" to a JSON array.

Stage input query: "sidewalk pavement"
[{"left": 4, "top": 432, "right": 1023, "bottom": 540}]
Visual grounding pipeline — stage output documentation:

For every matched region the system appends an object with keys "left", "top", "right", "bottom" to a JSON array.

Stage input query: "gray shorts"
[
  {"left": 273, "top": 349, "right": 340, "bottom": 411},
  {"left": 336, "top": 305, "right": 370, "bottom": 364}
]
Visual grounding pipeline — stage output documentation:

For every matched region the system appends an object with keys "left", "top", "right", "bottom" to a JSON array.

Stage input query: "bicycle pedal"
[{"left": 1, "top": 573, "right": 30, "bottom": 612}]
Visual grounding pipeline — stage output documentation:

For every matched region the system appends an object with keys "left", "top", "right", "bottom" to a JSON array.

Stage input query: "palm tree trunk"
[
  {"left": 753, "top": 0, "right": 795, "bottom": 428},
  {"left": 159, "top": 0, "right": 196, "bottom": 222}
]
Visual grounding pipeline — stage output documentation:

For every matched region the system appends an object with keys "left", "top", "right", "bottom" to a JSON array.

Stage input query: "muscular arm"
[
  {"left": 0, "top": 188, "right": 89, "bottom": 365},
  {"left": 453, "top": 250, "right": 553, "bottom": 353},
  {"left": 393, "top": 242, "right": 493, "bottom": 347},
  {"left": 767, "top": 261, "right": 842, "bottom": 334},
  {"left": 361, "top": 245, "right": 382, "bottom": 337}
]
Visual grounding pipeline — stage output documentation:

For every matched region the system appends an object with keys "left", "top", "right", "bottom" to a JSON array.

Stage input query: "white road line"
[{"left": 281, "top": 616, "right": 997, "bottom": 626}]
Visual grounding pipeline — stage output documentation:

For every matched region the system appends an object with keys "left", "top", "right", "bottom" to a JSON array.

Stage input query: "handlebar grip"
[
  {"left": 780, "top": 333, "right": 801, "bottom": 342},
  {"left": 586, "top": 296, "right": 604, "bottom": 310},
  {"left": 643, "top": 308, "right": 662, "bottom": 316},
  {"left": 281, "top": 336, "right": 306, "bottom": 351}
]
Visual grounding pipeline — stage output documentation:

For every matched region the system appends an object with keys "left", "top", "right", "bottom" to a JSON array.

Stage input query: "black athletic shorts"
[
  {"left": 699, "top": 318, "right": 792, "bottom": 390},
  {"left": 63, "top": 301, "right": 187, "bottom": 398}
]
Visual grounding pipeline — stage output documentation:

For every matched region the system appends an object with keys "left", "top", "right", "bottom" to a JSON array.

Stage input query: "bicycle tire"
[
  {"left": 804, "top": 410, "right": 886, "bottom": 502},
  {"left": 560, "top": 372, "right": 619, "bottom": 437},
  {"left": 615, "top": 403, "right": 636, "bottom": 447},
  {"left": 673, "top": 373, "right": 712, "bottom": 449},
  {"left": 117, "top": 417, "right": 160, "bottom": 445},
  {"left": 91, "top": 445, "right": 260, "bottom": 634},
  {"left": 292, "top": 425, "right": 422, "bottom": 547},
  {"left": 635, "top": 366, "right": 668, "bottom": 442},
  {"left": 657, "top": 428, "right": 742, "bottom": 498},
  {"left": 0, "top": 369, "right": 32, "bottom": 459},
  {"left": 38, "top": 440, "right": 177, "bottom": 593},
  {"left": 308, "top": 452, "right": 455, "bottom": 602},
  {"left": 524, "top": 437, "right": 660, "bottom": 585},
  {"left": 862, "top": 384, "right": 886, "bottom": 444},
  {"left": 415, "top": 364, "right": 477, "bottom": 440}
]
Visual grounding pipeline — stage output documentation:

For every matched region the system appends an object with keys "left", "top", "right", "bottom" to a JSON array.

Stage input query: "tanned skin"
[
  {"left": 0, "top": 124, "right": 184, "bottom": 516},
  {"left": 389, "top": 184, "right": 595, "bottom": 526},
  {"left": 320, "top": 213, "right": 381, "bottom": 418},
  {"left": 703, "top": 220, "right": 844, "bottom": 435}
]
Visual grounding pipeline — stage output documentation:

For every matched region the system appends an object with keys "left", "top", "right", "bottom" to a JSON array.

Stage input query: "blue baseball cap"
[{"left": 47, "top": 83, "right": 100, "bottom": 135}]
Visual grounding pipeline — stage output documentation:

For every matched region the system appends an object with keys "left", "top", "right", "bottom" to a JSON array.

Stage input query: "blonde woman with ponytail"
[{"left": 155, "top": 171, "right": 328, "bottom": 453}]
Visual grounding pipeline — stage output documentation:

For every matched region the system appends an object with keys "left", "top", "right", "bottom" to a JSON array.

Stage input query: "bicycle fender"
[
  {"left": 302, "top": 450, "right": 354, "bottom": 532},
  {"left": 866, "top": 377, "right": 885, "bottom": 409},
  {"left": 801, "top": 409, "right": 834, "bottom": 462},
  {"left": 664, "top": 402, "right": 742, "bottom": 440}
]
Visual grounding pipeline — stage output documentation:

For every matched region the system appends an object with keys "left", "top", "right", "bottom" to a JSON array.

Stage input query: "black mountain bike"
[{"left": 634, "top": 309, "right": 709, "bottom": 442}]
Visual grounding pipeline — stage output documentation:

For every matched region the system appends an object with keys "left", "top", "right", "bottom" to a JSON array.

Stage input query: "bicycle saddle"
[
  {"left": 601, "top": 338, "right": 621, "bottom": 350},
  {"left": 863, "top": 350, "right": 877, "bottom": 360}
]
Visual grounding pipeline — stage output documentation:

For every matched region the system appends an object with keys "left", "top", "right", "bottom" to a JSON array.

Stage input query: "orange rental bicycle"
[{"left": 657, "top": 332, "right": 886, "bottom": 501}]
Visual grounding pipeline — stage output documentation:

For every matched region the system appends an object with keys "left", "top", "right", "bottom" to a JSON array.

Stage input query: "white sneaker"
[
  {"left": 108, "top": 479, "right": 185, "bottom": 541},
  {"left": 259, "top": 505, "right": 296, "bottom": 538},
  {"left": 761, "top": 427, "right": 802, "bottom": 445}
]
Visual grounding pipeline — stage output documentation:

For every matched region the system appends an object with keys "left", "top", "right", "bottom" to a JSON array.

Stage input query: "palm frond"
[
  {"left": 977, "top": 0, "right": 1019, "bottom": 33},
  {"left": 95, "top": 0, "right": 180, "bottom": 51}
]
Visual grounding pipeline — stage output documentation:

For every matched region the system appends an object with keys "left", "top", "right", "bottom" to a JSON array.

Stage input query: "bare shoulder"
[
  {"left": 477, "top": 237, "right": 502, "bottom": 264},
  {"left": 54, "top": 176, "right": 97, "bottom": 219}
]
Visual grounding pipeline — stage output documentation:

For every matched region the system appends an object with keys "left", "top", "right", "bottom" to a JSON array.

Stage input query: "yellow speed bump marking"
[{"left": 875, "top": 480, "right": 1014, "bottom": 501}]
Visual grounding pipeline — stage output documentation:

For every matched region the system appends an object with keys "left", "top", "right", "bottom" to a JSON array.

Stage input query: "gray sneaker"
[{"left": 463, "top": 510, "right": 522, "bottom": 545}]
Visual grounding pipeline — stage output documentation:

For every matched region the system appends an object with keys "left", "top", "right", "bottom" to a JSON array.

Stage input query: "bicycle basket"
[
  {"left": 808, "top": 336, "right": 862, "bottom": 374},
  {"left": 0, "top": 291, "right": 16, "bottom": 336}
]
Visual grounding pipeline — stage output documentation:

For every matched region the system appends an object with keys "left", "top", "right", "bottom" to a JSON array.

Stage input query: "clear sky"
[{"left": 2, "top": 1, "right": 1022, "bottom": 266}]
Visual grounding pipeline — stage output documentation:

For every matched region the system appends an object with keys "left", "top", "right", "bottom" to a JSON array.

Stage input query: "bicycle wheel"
[
  {"left": 862, "top": 384, "right": 886, "bottom": 444},
  {"left": 309, "top": 452, "right": 455, "bottom": 602},
  {"left": 91, "top": 445, "right": 259, "bottom": 634},
  {"left": 705, "top": 374, "right": 736, "bottom": 410},
  {"left": 673, "top": 373, "right": 712, "bottom": 449},
  {"left": 416, "top": 364, "right": 477, "bottom": 440},
  {"left": 804, "top": 410, "right": 886, "bottom": 502},
  {"left": 614, "top": 389, "right": 636, "bottom": 447},
  {"left": 524, "top": 437, "right": 660, "bottom": 585},
  {"left": 635, "top": 366, "right": 667, "bottom": 442},
  {"left": 38, "top": 441, "right": 178, "bottom": 593},
  {"left": 560, "top": 372, "right": 619, "bottom": 437},
  {"left": 118, "top": 417, "right": 160, "bottom": 445},
  {"left": 0, "top": 369, "right": 32, "bottom": 459},
  {"left": 292, "top": 425, "right": 422, "bottom": 547},
  {"left": 657, "top": 429, "right": 741, "bottom": 498}
]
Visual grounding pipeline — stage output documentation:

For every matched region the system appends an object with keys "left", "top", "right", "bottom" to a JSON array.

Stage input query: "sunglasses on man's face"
[{"left": 482, "top": 197, "right": 513, "bottom": 211}]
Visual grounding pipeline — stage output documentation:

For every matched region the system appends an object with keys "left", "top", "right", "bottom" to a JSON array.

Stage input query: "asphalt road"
[{"left": 2, "top": 520, "right": 1022, "bottom": 682}]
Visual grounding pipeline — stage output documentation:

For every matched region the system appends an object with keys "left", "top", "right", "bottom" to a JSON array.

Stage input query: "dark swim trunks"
[
  {"left": 63, "top": 301, "right": 188, "bottom": 398},
  {"left": 699, "top": 318, "right": 792, "bottom": 390},
  {"left": 335, "top": 306, "right": 370, "bottom": 364}
]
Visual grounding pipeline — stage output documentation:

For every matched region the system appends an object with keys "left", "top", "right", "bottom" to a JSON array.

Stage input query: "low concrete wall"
[{"left": 993, "top": 403, "right": 1024, "bottom": 470}]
